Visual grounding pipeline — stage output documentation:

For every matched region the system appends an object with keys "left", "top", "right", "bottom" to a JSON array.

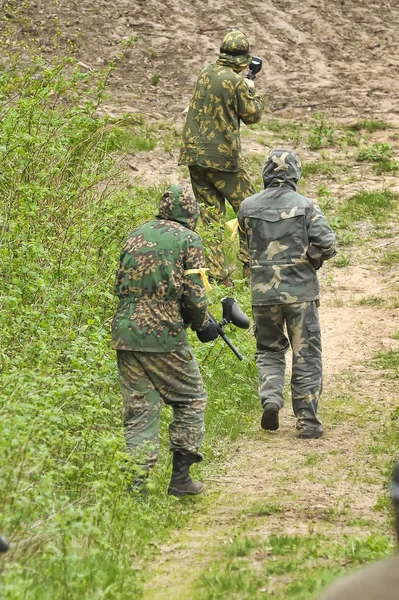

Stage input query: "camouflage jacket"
[
  {"left": 238, "top": 149, "right": 337, "bottom": 305},
  {"left": 178, "top": 52, "right": 263, "bottom": 172},
  {"left": 112, "top": 186, "right": 209, "bottom": 352}
]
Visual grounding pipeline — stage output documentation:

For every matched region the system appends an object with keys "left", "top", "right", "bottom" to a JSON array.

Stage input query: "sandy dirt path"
[{"left": 142, "top": 258, "right": 399, "bottom": 599}]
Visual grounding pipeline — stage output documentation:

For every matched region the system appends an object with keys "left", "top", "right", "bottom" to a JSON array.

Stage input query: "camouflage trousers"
[
  {"left": 253, "top": 301, "right": 323, "bottom": 433},
  {"left": 189, "top": 165, "right": 254, "bottom": 280},
  {"left": 116, "top": 347, "right": 207, "bottom": 469}
]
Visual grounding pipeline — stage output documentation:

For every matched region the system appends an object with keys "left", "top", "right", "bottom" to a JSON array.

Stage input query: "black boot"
[
  {"left": 261, "top": 403, "right": 280, "bottom": 431},
  {"left": 168, "top": 451, "right": 204, "bottom": 497}
]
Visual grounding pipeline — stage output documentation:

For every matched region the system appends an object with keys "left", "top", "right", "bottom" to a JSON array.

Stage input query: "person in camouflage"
[
  {"left": 112, "top": 185, "right": 218, "bottom": 496},
  {"left": 179, "top": 30, "right": 264, "bottom": 286},
  {"left": 238, "top": 148, "right": 337, "bottom": 439}
]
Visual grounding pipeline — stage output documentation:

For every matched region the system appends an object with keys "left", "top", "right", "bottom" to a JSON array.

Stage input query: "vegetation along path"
[
  {"left": 140, "top": 115, "right": 399, "bottom": 600},
  {"left": 2, "top": 4, "right": 399, "bottom": 597}
]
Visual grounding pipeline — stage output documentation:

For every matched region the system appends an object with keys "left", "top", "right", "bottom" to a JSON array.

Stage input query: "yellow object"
[
  {"left": 184, "top": 268, "right": 212, "bottom": 292},
  {"left": 226, "top": 218, "right": 239, "bottom": 239}
]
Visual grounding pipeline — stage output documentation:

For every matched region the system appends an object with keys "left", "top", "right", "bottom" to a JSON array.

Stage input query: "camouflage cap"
[
  {"left": 220, "top": 30, "right": 250, "bottom": 56},
  {"left": 262, "top": 148, "right": 302, "bottom": 190},
  {"left": 392, "top": 462, "right": 399, "bottom": 505},
  {"left": 157, "top": 184, "right": 200, "bottom": 231}
]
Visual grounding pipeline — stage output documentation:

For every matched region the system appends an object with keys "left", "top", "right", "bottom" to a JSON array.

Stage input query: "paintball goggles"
[
  {"left": 209, "top": 297, "right": 250, "bottom": 361},
  {"left": 246, "top": 56, "right": 263, "bottom": 81}
]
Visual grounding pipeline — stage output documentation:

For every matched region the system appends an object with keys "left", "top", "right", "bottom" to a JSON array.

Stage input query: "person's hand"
[
  {"left": 196, "top": 319, "right": 219, "bottom": 343},
  {"left": 244, "top": 78, "right": 255, "bottom": 88}
]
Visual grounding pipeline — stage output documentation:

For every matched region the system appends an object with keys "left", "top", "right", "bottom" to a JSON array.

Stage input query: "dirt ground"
[
  {"left": 25, "top": 0, "right": 399, "bottom": 121},
  {"left": 21, "top": 2, "right": 399, "bottom": 597}
]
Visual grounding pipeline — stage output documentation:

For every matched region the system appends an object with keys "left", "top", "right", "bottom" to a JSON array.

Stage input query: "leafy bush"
[
  {"left": 356, "top": 143, "right": 393, "bottom": 162},
  {"left": 0, "top": 17, "right": 260, "bottom": 597}
]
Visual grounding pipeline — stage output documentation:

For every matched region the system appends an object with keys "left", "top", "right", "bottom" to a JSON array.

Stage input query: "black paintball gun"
[
  {"left": 246, "top": 56, "right": 263, "bottom": 81},
  {"left": 0, "top": 535, "right": 9, "bottom": 553},
  {"left": 209, "top": 297, "right": 250, "bottom": 361}
]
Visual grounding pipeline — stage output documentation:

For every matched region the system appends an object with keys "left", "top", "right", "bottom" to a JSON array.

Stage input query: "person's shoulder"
[
  {"left": 240, "top": 191, "right": 263, "bottom": 212},
  {"left": 320, "top": 555, "right": 399, "bottom": 600}
]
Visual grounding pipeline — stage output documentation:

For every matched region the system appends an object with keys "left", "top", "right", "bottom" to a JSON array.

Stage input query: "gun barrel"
[{"left": 218, "top": 329, "right": 244, "bottom": 361}]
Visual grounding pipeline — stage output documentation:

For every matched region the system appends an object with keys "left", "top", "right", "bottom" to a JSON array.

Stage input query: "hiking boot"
[
  {"left": 298, "top": 425, "right": 324, "bottom": 440},
  {"left": 128, "top": 476, "right": 150, "bottom": 497},
  {"left": 168, "top": 451, "right": 204, "bottom": 497},
  {"left": 261, "top": 403, "right": 280, "bottom": 431},
  {"left": 243, "top": 263, "right": 251, "bottom": 281}
]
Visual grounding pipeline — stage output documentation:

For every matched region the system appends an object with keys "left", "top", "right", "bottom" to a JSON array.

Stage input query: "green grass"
[
  {"left": 380, "top": 250, "right": 399, "bottom": 266},
  {"left": 357, "top": 143, "right": 393, "bottom": 162},
  {"left": 302, "top": 161, "right": 336, "bottom": 178},
  {"left": 349, "top": 120, "right": 392, "bottom": 133},
  {"left": 340, "top": 190, "right": 398, "bottom": 224},
  {"left": 113, "top": 130, "right": 157, "bottom": 153},
  {"left": 197, "top": 532, "right": 395, "bottom": 600},
  {"left": 308, "top": 113, "right": 336, "bottom": 149},
  {"left": 374, "top": 350, "right": 399, "bottom": 375},
  {"left": 0, "top": 29, "right": 260, "bottom": 599}
]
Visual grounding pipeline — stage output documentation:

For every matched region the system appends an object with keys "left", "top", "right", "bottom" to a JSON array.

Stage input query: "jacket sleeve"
[
  {"left": 181, "top": 235, "right": 209, "bottom": 332},
  {"left": 236, "top": 79, "right": 264, "bottom": 125},
  {"left": 307, "top": 201, "right": 337, "bottom": 260}
]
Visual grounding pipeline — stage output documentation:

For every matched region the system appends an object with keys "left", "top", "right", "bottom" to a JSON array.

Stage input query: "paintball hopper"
[
  {"left": 246, "top": 56, "right": 262, "bottom": 81},
  {"left": 0, "top": 535, "right": 9, "bottom": 553},
  {"left": 208, "top": 298, "right": 250, "bottom": 361},
  {"left": 221, "top": 297, "right": 250, "bottom": 329}
]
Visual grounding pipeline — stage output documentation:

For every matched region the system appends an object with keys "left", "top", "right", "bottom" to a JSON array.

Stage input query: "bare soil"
[
  {"left": 20, "top": 2, "right": 399, "bottom": 597},
  {"left": 26, "top": 0, "right": 399, "bottom": 122}
]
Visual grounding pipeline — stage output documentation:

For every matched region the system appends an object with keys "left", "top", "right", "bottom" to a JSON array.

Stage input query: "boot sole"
[
  {"left": 298, "top": 430, "right": 324, "bottom": 439},
  {"left": 168, "top": 485, "right": 205, "bottom": 498},
  {"left": 261, "top": 405, "right": 280, "bottom": 431}
]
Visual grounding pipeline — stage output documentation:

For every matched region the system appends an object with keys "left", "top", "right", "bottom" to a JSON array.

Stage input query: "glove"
[
  {"left": 307, "top": 246, "right": 324, "bottom": 271},
  {"left": 244, "top": 78, "right": 255, "bottom": 88},
  {"left": 196, "top": 319, "right": 219, "bottom": 343}
]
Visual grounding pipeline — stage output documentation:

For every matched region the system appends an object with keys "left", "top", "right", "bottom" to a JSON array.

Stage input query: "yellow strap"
[
  {"left": 184, "top": 267, "right": 212, "bottom": 292},
  {"left": 226, "top": 217, "right": 239, "bottom": 239}
]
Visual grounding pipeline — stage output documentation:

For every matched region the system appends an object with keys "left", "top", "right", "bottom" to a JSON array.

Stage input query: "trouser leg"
[
  {"left": 206, "top": 167, "right": 255, "bottom": 266},
  {"left": 253, "top": 304, "right": 288, "bottom": 410},
  {"left": 116, "top": 350, "right": 161, "bottom": 469},
  {"left": 138, "top": 346, "right": 207, "bottom": 462},
  {"left": 285, "top": 301, "right": 323, "bottom": 433},
  {"left": 189, "top": 166, "right": 229, "bottom": 280}
]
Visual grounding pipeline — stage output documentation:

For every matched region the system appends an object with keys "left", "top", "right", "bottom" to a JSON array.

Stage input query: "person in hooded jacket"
[
  {"left": 112, "top": 185, "right": 218, "bottom": 496},
  {"left": 238, "top": 148, "right": 337, "bottom": 439},
  {"left": 179, "top": 30, "right": 264, "bottom": 286}
]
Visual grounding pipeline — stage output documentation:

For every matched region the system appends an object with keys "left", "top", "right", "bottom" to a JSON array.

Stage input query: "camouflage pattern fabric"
[
  {"left": 189, "top": 165, "right": 254, "bottom": 280},
  {"left": 112, "top": 185, "right": 209, "bottom": 352},
  {"left": 117, "top": 348, "right": 207, "bottom": 468},
  {"left": 238, "top": 148, "right": 337, "bottom": 304},
  {"left": 253, "top": 301, "right": 323, "bottom": 434},
  {"left": 178, "top": 30, "right": 263, "bottom": 172}
]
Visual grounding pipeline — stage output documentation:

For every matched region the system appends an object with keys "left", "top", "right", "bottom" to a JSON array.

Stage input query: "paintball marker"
[
  {"left": 246, "top": 56, "right": 263, "bottom": 81},
  {"left": 0, "top": 535, "right": 9, "bottom": 553},
  {"left": 209, "top": 297, "right": 250, "bottom": 361}
]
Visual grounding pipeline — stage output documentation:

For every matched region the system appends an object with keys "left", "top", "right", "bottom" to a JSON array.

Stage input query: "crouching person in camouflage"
[
  {"left": 112, "top": 185, "right": 218, "bottom": 496},
  {"left": 238, "top": 149, "right": 337, "bottom": 439}
]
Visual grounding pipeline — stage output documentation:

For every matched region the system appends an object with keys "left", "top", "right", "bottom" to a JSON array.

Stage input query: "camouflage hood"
[
  {"left": 217, "top": 30, "right": 251, "bottom": 73},
  {"left": 262, "top": 148, "right": 302, "bottom": 191},
  {"left": 157, "top": 184, "right": 200, "bottom": 230}
]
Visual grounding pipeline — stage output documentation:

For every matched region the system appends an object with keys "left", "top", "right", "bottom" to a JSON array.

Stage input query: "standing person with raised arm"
[{"left": 179, "top": 30, "right": 263, "bottom": 286}]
